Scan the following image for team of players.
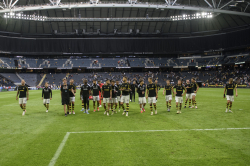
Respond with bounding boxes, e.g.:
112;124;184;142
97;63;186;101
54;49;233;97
16;77;238;116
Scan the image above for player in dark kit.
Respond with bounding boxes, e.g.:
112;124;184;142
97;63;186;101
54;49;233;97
191;78;199;109
155;80;161;102
16;79;29;116
120;76;130;116
173;80;187;114
68;79;76;114
42;82;52;113
110;80;119;115
146;77;158;115
91;80;101;112
163;80;174;112
61;78;75;117
224;78;238;113
80;79;91;114
184;80;192;108
101;79;112;116
116;80;122;112
137;79;146;113
130;81;136;102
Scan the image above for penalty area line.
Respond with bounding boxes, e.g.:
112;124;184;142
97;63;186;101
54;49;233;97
48;127;250;166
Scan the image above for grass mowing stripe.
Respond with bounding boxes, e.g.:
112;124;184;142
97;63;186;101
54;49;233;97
48;132;70;166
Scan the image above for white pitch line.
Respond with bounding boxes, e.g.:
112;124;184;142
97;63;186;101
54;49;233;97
48;127;250;166
48;132;70;166
70;127;250;134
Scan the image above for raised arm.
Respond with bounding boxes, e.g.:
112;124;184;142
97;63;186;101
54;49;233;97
235;87;238;97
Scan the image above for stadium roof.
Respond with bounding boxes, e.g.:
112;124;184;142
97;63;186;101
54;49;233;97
0;0;250;37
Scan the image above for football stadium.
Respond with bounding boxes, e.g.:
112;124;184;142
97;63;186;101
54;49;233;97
0;0;250;165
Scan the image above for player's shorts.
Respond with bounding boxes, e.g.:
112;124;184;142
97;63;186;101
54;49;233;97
165;95;172;101
186;93;192;100
117;96;121;102
226;95;234;102
121;95;129;104
93;96;99;102
103;98;111;104
62;97;69;105
148;97;156;104
175;96;183;103
19;98;27;104
139;97;146;104
69;97;75;102
191;93;196;97
110;98;118;104
43;99;50;104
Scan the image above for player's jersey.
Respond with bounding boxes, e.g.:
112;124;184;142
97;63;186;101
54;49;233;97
174;85;186;97
147;83;157;97
111;85;119;98
92;84;101;96
164;85;173;95
225;83;237;95
185;84;192;94
18;85;28;98
116;84;121;96
42;87;52;99
121;83;130;96
130;84;136;92
102;84;111;98
81;84;91;97
191;82;198;93
137;84;146;97
61;84;70;98
68;84;76;97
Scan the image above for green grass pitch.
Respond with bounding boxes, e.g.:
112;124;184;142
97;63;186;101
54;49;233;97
0;88;250;166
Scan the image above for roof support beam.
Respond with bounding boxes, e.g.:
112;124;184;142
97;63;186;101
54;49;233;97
2;0;6;8
203;0;213;8
10;0;19;8
1;3;250;17
172;0;177;6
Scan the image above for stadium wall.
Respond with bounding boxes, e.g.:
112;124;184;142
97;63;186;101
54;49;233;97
0;28;249;54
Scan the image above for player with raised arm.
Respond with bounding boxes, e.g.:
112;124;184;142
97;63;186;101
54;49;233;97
224;78;238;113
111;80;119;115
163;80;174;112
42;82;52;113
120;76;130;116
16;79;29;116
101;79;112;116
92;80;101;112
146;77;158;115
80;79;91;114
137;79;146;113
61;78;75;117
116;80;122;112
173;80;187;114
191;78;199;109
68;79;76;114
184;80;192;108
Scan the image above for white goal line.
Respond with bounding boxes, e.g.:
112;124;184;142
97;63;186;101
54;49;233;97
48;127;250;166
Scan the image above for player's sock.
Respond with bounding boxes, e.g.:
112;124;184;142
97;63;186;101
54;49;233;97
154;105;157;111
176;104;178;110
150;105;153;112
169;103;171;109
121;104;125;110
166;102;168;108
189;100;191;107
82;103;84;109
23;105;26;111
47;104;49;110
229;103;232;110
104;105;106;110
44;104;47;108
115;104;117;110
69;104;71;112
179;104;182;111
20;105;23;110
185;100;187;107
72;103;74;111
126;104;129;112
226;103;229;108
195;100;197;106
